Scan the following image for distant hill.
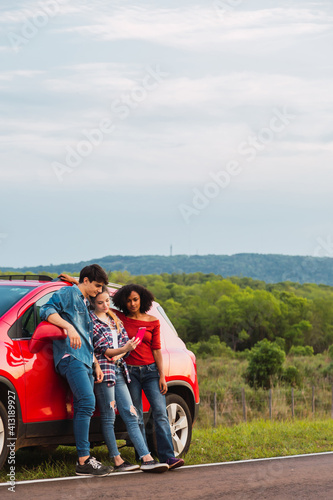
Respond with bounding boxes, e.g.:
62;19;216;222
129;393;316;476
1;253;333;286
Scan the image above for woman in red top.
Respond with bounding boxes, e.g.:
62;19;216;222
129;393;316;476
112;284;184;470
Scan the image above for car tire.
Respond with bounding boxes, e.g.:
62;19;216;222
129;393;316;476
0;401;9;470
146;393;192;458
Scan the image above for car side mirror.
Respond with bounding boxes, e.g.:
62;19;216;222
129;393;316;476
29;321;67;353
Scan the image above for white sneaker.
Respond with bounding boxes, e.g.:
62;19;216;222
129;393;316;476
140;460;169;473
76;456;113;476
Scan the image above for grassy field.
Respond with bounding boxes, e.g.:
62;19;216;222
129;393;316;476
1;419;333;483
188;419;333;462
196;353;333;427
2;354;333;483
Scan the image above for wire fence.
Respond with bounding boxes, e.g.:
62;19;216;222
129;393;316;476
199;385;333;427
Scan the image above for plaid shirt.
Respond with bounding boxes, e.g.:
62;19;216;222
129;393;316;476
90;311;131;385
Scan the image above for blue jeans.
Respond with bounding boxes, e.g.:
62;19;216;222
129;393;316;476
127;363;174;463
57;356;95;458
95;367;150;459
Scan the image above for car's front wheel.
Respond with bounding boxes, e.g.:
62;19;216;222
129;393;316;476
146;393;192;458
0;401;9;470
166;393;192;457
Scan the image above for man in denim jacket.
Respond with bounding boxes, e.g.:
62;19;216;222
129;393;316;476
40;264;112;476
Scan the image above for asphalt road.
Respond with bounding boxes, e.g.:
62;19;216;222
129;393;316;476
2;453;333;499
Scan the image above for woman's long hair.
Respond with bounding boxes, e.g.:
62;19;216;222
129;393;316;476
90;285;123;332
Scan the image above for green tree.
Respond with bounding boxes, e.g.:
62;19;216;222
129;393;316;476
284;320;312;351
245;339;286;389
216;295;245;350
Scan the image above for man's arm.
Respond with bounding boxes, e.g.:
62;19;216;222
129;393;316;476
46;313;82;350
40;288;82;350
152;349;168;395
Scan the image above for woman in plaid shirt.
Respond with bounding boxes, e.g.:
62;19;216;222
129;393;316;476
91;285;169;473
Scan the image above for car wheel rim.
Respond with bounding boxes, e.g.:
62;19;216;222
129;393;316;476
167;402;188;457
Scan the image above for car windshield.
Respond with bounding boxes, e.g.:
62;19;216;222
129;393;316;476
0;285;36;317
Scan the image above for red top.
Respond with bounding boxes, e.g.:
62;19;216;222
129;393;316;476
115;310;161;366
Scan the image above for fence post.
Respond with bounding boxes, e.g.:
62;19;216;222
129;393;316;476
214;392;217;427
242;387;247;422
269;389;272;420
312;386;315;415
291;388;294;418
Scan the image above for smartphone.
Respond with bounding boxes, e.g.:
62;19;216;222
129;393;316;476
134;327;146;345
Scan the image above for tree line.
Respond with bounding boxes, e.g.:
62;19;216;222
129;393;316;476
106;271;333;354
1;269;333;355
2;253;333;285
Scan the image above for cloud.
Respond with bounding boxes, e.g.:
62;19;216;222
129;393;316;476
42;63;139;94
0;70;44;81
0;0;87;26
51;5;333;51
3;64;329;114
1;65;332;191
1;1;333;266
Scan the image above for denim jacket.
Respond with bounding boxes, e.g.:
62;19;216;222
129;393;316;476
40;285;94;369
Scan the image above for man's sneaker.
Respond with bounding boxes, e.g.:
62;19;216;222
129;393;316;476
75;456;113;476
114;460;140;472
166;457;185;470
140;459;169;473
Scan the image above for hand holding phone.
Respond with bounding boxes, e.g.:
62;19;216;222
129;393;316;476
134;327;146;346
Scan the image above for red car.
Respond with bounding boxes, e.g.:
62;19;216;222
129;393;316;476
0;275;199;469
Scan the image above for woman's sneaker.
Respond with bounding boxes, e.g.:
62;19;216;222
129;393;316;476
166;457;185;470
140;459;169;473
75;456;113;476
114;460;140;472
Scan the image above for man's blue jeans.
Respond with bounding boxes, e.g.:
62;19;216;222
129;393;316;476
127;363;174;463
95;367;150;459
57;356;95;458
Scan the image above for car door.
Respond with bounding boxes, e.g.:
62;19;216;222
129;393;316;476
13;289;72;424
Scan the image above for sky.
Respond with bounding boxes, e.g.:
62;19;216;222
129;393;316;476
0;0;332;267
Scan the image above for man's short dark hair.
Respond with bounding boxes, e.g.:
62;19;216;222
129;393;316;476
79;264;108;285
112;284;154;314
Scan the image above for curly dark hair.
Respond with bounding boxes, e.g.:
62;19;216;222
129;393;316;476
112;284;154;315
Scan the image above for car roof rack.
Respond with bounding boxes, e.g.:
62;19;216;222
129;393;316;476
0;275;53;282
50;278;121;289
0;275;123;286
